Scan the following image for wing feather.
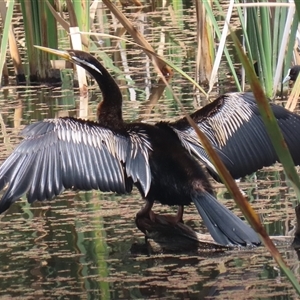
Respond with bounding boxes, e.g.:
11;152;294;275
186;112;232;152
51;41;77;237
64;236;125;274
0;117;152;213
171;92;300;179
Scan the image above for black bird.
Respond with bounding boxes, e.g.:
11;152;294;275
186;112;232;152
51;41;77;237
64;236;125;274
283;65;300;83
0;48;260;246
1;48;300;246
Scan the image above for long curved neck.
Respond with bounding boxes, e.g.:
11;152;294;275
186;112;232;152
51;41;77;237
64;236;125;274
78;57;123;125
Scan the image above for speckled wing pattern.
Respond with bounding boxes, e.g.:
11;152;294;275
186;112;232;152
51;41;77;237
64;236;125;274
0;117;152;213
171;92;300;179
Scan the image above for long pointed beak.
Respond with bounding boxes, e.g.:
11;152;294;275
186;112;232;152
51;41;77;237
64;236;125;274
34;45;72;61
282;69;291;84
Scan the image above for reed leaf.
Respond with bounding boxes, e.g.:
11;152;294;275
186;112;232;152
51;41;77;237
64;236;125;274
0;0;14;81
44;0;124;77
195;0;214;87
274;5;297;94
204;2;297;96
240;2;297;97
72;0;90;33
44;0;58;49
295;1;300;21
285;74;300;112
230;26;300;296
102;0;171;74
19;0;57;80
203;0;241;92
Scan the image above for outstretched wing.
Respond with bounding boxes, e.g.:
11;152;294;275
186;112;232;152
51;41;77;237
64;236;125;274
171;92;300;179
0;117;152;213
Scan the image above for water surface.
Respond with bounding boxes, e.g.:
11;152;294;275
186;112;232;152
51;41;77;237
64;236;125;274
0;82;299;299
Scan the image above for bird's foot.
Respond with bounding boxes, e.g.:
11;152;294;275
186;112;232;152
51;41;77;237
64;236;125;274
135;205;184;235
135;211;156;234
135;201;155;233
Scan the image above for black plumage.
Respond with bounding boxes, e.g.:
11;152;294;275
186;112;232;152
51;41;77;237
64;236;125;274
2;48;300;246
172;92;300;180
283;65;300;83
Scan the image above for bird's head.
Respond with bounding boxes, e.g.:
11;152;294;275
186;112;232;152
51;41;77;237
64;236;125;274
35;46;123;122
282;65;300;84
35;46;103;76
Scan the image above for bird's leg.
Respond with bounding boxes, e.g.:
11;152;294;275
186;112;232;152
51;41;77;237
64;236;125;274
135;201;155;233
136;201;155;219
161;205;184;224
175;205;184;223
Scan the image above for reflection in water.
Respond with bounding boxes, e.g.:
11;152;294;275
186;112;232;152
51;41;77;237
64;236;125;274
0;165;299;298
0;204;295;299
0;66;300;300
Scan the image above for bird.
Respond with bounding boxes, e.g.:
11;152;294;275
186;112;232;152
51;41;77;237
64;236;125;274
0;48;260;247
1;49;300;247
283;65;300;83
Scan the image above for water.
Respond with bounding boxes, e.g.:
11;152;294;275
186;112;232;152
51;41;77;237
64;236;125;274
0;81;299;299
0;190;296;299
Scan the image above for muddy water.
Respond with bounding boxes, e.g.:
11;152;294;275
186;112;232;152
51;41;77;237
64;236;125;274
0;84;299;299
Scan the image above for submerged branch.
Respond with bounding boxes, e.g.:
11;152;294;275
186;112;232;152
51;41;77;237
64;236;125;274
136;213;293;254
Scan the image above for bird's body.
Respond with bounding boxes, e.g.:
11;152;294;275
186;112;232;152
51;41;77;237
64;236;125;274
2;48;300;247
135;121;214;206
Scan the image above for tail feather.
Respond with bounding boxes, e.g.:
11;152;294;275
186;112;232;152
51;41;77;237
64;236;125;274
192;191;260;246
